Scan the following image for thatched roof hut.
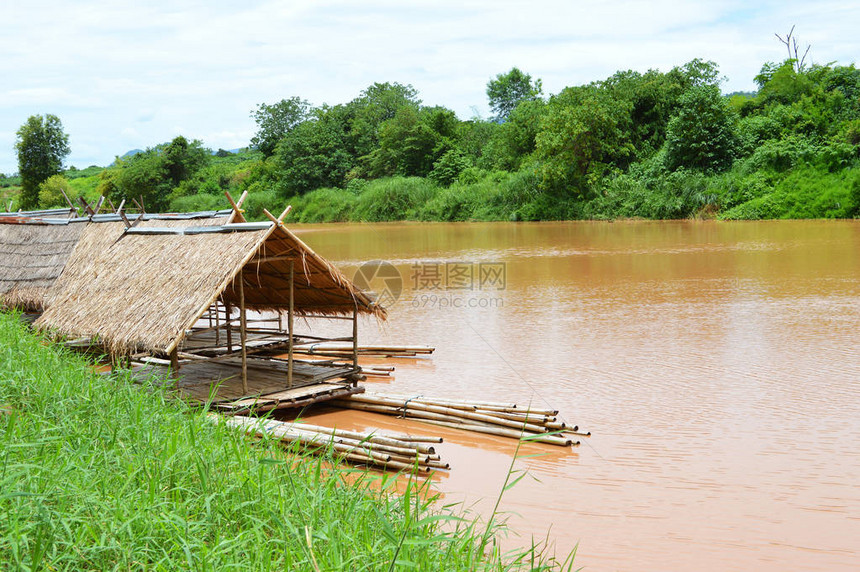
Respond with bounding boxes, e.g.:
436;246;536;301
0;210;231;312
36;218;384;356
0;219;86;311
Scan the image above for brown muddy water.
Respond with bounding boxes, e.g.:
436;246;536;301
293;220;860;571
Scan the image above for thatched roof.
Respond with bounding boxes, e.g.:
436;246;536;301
0;221;86;311
0;210;232;312
36;219;384;355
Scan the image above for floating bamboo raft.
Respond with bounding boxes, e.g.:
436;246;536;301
331;392;589;448
219;414;449;472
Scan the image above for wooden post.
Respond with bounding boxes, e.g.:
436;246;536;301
225;302;233;352
238;275;248;394
215;300;221;347
170;347;179;376
287;261;294;388
352;305;359;373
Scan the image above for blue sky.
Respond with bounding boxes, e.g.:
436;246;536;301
1;0;857;174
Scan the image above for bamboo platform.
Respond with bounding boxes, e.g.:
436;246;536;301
131;356;363;413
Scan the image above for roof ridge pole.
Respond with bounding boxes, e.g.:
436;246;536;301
288;260;294;388
238;274;248;395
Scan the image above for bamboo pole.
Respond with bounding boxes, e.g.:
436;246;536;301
352;305;359;372
288;261;294;388
169;347;179;375
416;419;576;447
238;276;248;394
220;416;443;472
290;423;437;454
225;302;233;352
339;395;552;433
215;300;221;347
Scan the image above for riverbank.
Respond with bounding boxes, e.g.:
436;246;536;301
0;311;573;570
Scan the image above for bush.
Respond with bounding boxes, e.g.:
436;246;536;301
241;189;280;221
721;164;860;219
168;193;225;213
586;168;716;219
290;187;357;222
37;175;72;208
352;177;439;221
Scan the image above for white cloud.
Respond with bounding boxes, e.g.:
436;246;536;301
0;0;858;172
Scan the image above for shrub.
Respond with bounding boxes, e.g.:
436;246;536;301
290;188;357;222
352;177;439;221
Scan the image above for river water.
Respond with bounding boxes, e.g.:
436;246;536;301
294;220;860;571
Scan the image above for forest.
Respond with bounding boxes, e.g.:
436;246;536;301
4;55;860;222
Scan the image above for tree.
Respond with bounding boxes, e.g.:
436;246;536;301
483;98;546;170
349;82;421;158
775;25;811;73
273;105;355;194
535;86;634;196
161;136;210;186
486;67;543;122
251;97;312;157
15;114;70;209
665;85;738;172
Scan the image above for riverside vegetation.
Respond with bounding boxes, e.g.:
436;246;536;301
0;311;575;570
5;54;860;221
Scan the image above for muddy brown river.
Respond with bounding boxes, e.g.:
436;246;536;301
293;220;860;570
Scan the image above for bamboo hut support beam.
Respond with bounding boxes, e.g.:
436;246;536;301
288;261;294;388
352;305;359;372
238;275;248;394
169;347;179;375
225;302;233;352
215;300;221;346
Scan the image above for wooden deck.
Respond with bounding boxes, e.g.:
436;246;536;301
132;356;363;413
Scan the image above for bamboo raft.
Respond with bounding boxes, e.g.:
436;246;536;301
219;415;449;472
331;392;589;448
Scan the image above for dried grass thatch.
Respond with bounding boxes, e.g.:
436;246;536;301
0;212;229;313
36;219;384;355
0;221;86;311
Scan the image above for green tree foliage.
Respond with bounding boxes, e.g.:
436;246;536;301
535;86;634;196
665;85;739;172
42;55;858;222
250;97;312;157
483;99;546;170
37;174;72;208
350;82;421;158
486;67;543;122
14;114;71;209
97;136;210;211
273;105;355;194
366;106;460;178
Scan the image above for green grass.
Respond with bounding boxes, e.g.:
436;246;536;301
0;311;574;571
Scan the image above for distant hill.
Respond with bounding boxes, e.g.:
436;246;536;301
120;149;144;159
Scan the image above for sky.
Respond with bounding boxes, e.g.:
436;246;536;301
1;0;858;174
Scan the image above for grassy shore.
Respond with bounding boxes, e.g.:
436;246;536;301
0;311;573;571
